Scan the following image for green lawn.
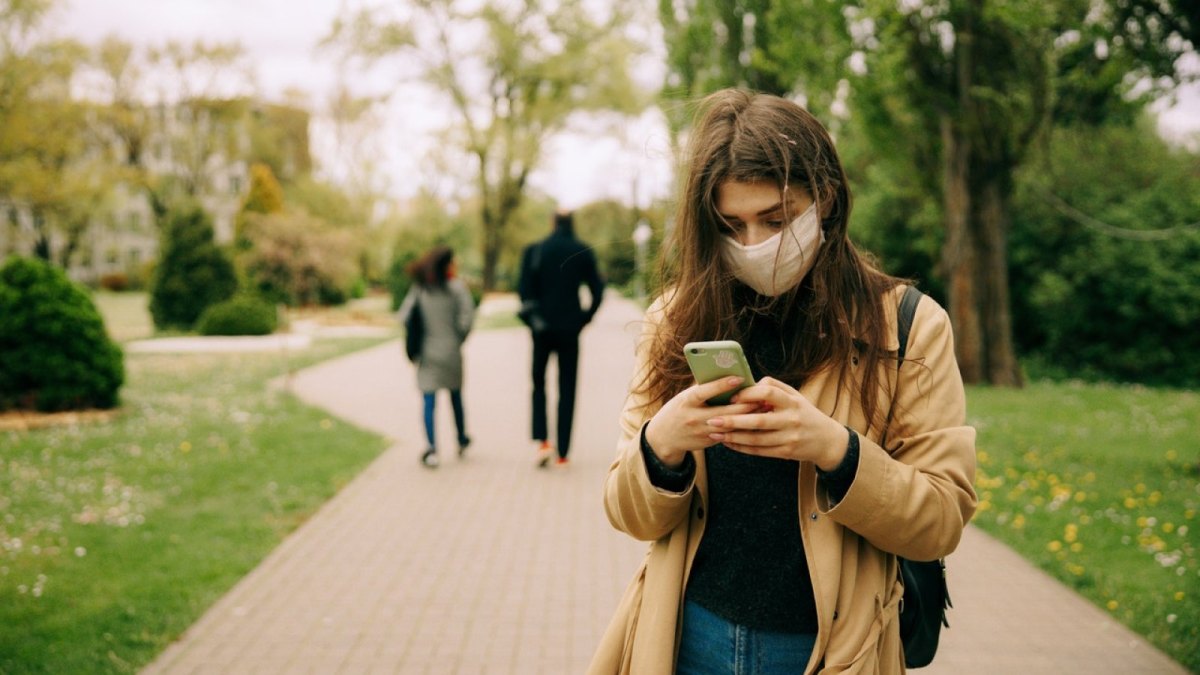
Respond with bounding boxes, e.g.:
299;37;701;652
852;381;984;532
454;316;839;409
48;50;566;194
967;381;1199;672
0;338;390;674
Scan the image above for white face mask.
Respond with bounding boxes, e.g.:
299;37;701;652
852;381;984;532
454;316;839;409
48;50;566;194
721;203;825;296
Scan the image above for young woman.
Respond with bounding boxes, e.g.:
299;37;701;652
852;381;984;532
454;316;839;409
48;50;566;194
588;90;977;674
396;245;475;468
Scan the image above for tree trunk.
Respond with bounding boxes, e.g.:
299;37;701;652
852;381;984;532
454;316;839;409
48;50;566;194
940;116;985;384
976;176;1023;386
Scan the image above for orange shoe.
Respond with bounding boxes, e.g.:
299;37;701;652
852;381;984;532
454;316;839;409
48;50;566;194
554;456;570;469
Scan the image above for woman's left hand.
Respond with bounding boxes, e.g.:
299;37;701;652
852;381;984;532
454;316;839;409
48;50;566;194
706;376;849;471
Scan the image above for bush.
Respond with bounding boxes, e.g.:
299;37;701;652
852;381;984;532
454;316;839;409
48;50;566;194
387;250;420;311
98;272;129;292
149;204;238;330
241;211;359;306
0;256;124;411
1009;122;1200;386
195;294;278;336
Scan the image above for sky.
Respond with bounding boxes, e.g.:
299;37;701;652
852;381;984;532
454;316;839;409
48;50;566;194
54;0;1200;211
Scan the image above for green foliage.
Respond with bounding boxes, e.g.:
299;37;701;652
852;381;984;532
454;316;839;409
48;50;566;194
240;211;359;307
1008;121;1200;387
148;204;238;330
195;294;278;336
0;256;124;411
0;340;389;674
968;381;1200;672
387;249;420;311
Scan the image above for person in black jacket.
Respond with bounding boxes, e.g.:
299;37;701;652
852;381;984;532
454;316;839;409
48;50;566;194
517;210;606;467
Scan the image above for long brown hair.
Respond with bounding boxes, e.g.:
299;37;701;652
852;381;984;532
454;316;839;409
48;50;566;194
408;245;455;288
639;89;905;428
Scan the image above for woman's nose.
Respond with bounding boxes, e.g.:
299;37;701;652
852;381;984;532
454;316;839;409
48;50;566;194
741;223;776;247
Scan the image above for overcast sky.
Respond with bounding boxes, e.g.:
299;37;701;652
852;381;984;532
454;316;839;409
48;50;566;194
55;0;1199;210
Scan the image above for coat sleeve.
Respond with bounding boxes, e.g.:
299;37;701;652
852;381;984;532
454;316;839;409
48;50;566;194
452;280;475;339
396;287;417;326
602;295;696;542
821;296;978;562
583;248;606;323
516;245;534;302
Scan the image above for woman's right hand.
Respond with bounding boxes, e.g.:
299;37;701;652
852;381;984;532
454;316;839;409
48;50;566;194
644;377;760;468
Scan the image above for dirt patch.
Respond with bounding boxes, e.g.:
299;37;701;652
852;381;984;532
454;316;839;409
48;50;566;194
0;408;120;431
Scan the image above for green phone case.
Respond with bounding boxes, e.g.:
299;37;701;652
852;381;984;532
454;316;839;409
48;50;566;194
684;340;754;405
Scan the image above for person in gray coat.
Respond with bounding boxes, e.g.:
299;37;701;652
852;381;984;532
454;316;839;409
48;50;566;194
397;246;476;468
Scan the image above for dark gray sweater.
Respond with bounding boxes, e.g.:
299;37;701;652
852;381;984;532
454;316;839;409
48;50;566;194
642;308;859;633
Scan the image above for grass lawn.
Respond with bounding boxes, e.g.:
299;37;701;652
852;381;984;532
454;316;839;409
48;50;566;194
0;338;391;674
967;381;1200;672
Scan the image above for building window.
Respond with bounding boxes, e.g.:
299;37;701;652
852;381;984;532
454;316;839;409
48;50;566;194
230;175;243;196
106;248;120;265
127;248;141;266
127;212;142;231
7;207;17;227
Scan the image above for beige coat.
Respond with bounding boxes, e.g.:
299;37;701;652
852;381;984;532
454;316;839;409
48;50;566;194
588;286;977;675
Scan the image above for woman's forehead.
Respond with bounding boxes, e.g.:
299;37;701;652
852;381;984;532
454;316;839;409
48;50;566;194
716;180;809;214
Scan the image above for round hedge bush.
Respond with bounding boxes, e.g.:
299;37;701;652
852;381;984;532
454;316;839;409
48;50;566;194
195;295;278;336
0;256;125;411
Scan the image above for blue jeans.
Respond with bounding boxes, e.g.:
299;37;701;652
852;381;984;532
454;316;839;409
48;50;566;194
422;390;466;450
676;600;817;675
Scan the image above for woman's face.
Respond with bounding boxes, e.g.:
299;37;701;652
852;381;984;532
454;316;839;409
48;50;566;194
715;180;814;246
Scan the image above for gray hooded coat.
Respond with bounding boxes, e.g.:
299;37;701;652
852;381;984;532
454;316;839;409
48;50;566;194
397;278;475;391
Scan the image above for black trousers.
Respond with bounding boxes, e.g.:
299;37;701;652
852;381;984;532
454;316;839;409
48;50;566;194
531;329;580;458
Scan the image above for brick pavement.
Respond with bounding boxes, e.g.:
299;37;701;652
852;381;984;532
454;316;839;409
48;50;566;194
142;294;1188;674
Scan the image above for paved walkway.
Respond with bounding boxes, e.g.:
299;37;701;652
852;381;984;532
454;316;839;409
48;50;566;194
142;295;1188;674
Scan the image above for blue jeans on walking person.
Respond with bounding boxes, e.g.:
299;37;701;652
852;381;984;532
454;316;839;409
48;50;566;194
676;600;817;675
422;389;466;450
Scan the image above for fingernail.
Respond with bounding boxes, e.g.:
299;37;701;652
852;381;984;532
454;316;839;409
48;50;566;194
728;376;743;385
708;418;725;427
709;433;724;441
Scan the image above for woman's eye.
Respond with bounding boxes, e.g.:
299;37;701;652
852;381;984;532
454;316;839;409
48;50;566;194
766;219;785;229
719;221;743;235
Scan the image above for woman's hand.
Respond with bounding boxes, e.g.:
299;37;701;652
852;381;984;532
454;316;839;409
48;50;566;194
644;377;760;468
706;377;849;470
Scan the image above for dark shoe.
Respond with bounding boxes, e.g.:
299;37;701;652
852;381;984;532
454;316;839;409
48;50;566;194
457;435;471;459
420;448;439;468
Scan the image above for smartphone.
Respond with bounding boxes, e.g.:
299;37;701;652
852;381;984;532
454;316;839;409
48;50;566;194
684;340;754;405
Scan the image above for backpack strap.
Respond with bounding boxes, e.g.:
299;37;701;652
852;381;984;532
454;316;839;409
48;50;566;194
882;285;924;447
896;284;923;364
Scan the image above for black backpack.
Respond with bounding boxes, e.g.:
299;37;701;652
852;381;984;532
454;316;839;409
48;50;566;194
890;285;953;669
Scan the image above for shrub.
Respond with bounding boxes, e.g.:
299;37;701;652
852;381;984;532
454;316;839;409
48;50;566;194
387;250;420;311
149;204;238;330
195;294;278;336
98;272;129;291
241;211;359;307
0;256;124;411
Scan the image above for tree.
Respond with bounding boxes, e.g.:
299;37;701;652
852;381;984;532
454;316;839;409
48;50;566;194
849;0;1197;385
327;0;647;290
660;0;1199;385
0;0;109;268
86;36;255;224
149;203;237;329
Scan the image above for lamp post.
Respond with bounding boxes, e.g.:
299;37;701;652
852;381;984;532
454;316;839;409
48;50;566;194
632;219;652;303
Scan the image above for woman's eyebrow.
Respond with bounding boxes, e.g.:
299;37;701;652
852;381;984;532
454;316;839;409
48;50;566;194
717;201;786;220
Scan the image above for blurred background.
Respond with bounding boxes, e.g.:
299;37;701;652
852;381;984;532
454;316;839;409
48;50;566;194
1;0;1197;672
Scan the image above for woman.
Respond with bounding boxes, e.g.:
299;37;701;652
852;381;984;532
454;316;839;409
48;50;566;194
397;245;475;468
588;90;977;674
